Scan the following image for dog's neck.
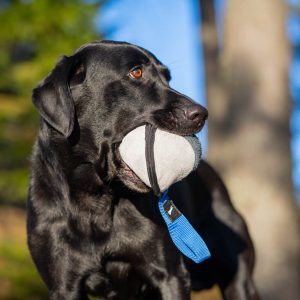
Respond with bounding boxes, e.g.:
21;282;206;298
31;131;119;236
33;125;117;200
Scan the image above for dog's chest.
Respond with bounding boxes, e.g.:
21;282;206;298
85;200;169;297
109;200;162;254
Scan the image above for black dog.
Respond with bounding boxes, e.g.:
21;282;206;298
27;41;259;300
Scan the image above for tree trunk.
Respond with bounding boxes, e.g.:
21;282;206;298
201;0;300;299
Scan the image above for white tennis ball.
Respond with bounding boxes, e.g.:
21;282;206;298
119;125;201;193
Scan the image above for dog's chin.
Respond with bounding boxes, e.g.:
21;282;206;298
118;161;150;193
114;146;150;193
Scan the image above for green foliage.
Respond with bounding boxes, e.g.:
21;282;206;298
0;0;101;94
0;2;104;299
0;238;48;299
0;0;101;206
0;95;37;206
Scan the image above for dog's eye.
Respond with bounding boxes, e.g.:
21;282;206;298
129;67;143;79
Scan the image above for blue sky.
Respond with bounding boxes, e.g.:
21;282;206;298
287;0;300;201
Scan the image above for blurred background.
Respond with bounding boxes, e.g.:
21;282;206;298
0;0;299;299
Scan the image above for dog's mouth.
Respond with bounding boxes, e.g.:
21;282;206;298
114;145;150;193
113;118;203;193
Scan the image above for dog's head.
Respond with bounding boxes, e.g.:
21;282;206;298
33;41;208;193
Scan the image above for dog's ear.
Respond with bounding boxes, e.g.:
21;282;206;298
32;55;77;137
69;59;86;86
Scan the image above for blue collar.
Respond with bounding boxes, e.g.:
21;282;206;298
158;191;211;264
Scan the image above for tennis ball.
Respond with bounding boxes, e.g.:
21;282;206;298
119;125;201;193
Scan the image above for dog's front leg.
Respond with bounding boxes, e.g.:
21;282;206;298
144;258;191;300
220;255;260;300
32;248;90;300
157;276;190;300
49;289;89;300
28;227;90;300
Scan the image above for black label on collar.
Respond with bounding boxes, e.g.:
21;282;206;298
163;200;182;222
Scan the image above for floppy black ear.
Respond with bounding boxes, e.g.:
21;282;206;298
32;55;75;137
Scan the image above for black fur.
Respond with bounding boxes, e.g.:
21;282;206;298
27;41;259;300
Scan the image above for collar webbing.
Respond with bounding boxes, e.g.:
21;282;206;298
158;191;211;263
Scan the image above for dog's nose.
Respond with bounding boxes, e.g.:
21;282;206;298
184;104;208;123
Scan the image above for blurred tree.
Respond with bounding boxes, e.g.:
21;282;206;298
0;0;101;206
200;0;300;299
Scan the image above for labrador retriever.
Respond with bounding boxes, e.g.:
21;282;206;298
27;40;259;300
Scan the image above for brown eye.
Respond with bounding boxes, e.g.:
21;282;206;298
129;67;143;79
